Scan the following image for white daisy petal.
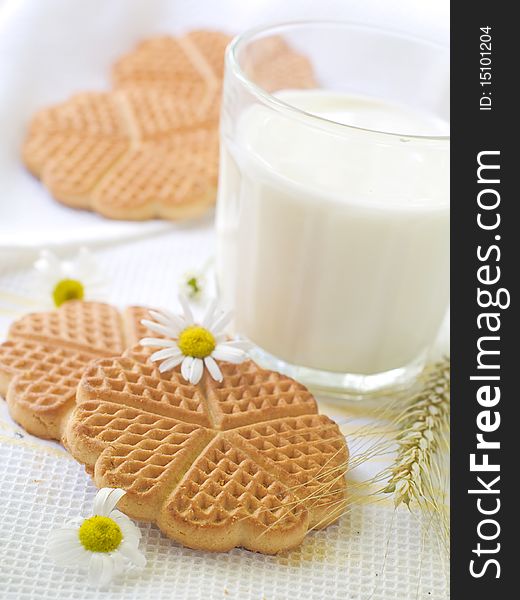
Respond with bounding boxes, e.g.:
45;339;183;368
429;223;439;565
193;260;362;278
76;247;100;277
110;552;126;576
139;337;178;348
110;509;139;529
148;308;170;325
146;311;183;336
159;355;184;372
204;356;223;382
181;356;194;380
140;320;179;339
65;517;84;527
217;337;251;348
118;541;147;568
160;308;188;331
99;555;115;587
48;528;78;544
48;530;90;566
61;259;75;278
189;357;203;384
93;488;126;517
76;551;95;568
48;527;78;548
34;250;61;275
201;298;218;328
212;344;248;364
211;310;234;334
111;512;142;544
150;347;182;362
223;340;254;351
56;548;92;569
147;310;175;327
179;294;194;325
88;553;114;588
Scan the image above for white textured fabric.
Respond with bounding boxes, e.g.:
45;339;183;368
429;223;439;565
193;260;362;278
0;235;450;599
0;430;449;600
0;237;450;599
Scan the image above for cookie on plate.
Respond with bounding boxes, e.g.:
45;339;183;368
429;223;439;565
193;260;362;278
22;88;219;220
22;30;230;221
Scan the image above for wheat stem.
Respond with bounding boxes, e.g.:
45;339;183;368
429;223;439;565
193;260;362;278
381;357;450;508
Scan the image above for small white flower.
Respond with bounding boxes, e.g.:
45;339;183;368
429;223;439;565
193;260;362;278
47;488;146;588
140;296;251;384
178;257;213;301
34;247;107;308
179;270;206;301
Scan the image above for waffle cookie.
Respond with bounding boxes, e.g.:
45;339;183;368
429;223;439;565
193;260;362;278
0;301;152;439
64;350;348;554
112;30;230;114
240;36;317;92
22;30;231;221
23;88;220;220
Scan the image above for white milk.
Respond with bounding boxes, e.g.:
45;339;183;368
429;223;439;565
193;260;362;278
216;91;449;375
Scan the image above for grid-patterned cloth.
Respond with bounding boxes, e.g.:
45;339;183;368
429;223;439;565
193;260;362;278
0;428;448;600
0;232;449;599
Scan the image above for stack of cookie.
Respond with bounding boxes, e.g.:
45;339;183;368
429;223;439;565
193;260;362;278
0;301;348;554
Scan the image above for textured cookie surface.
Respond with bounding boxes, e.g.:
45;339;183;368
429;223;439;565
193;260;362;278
22;30;317;221
64;350;348;554
241;36;316;92
0;302;151;439
22;30;231;221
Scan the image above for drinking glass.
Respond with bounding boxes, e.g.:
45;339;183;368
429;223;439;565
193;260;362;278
216;21;450;398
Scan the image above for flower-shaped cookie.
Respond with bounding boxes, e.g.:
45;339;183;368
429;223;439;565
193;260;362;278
23;88;220;220
64;348;348;554
22;30;231;221
22;30;317;221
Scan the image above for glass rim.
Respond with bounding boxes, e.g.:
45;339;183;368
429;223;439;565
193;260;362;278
227;20;450;143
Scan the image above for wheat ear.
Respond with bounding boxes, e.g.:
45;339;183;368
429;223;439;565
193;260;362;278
382;357;450;507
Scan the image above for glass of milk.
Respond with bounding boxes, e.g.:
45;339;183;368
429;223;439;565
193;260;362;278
216;22;450;397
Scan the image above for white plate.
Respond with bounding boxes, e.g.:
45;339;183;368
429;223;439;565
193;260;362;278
0;0;448;255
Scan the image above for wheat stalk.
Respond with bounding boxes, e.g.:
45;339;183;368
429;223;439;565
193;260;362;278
381;357;450;507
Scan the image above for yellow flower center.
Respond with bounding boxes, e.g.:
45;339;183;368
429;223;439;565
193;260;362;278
178;325;216;359
52;279;84;307
78;516;123;553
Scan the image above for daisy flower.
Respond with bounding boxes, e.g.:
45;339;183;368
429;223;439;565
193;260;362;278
47;488;146;588
178;269;206;301
178;256;214;302
34;247;106;308
140;296;251;384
